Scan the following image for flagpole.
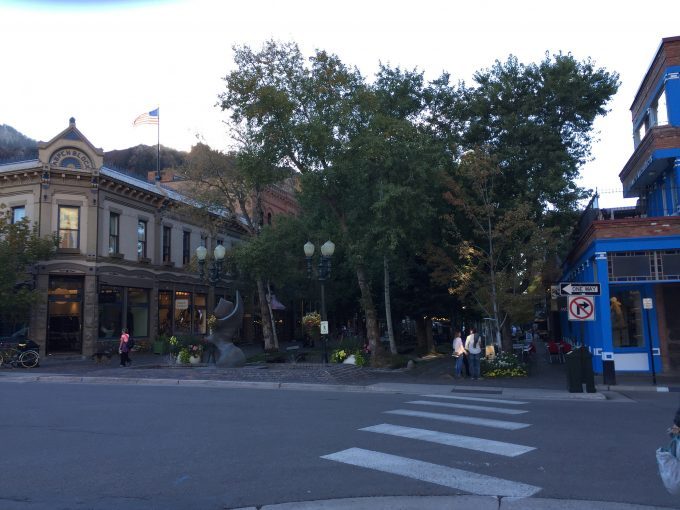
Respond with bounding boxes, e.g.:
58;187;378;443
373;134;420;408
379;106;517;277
156;106;161;182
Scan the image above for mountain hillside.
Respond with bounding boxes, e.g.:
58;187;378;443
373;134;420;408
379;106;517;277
0;124;187;180
0;124;37;161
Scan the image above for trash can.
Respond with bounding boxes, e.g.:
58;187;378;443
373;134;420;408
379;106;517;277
566;347;596;393
579;347;596;393
566;349;583;393
602;359;616;386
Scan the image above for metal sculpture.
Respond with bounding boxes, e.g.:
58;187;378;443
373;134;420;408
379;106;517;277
207;291;246;367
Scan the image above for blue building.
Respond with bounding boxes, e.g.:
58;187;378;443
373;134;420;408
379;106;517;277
558;36;680;376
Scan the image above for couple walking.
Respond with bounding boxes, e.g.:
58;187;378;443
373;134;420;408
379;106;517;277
452;328;483;380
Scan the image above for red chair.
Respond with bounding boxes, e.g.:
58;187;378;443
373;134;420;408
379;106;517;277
547;341;562;363
560;341;572;354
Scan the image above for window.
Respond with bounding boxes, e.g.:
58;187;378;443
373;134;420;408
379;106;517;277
174;291;192;335
657;88;669;126
11;206;26;224
195;294;207;334
183;230;191;265
162;225;172;263
127;288;149;338
158;290;173;335
58;206;80;249
610;289;643;348
109;212;120;254
137;220;147;259
98;285;123;339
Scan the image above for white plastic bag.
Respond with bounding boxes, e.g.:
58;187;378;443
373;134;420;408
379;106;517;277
657;437;680;495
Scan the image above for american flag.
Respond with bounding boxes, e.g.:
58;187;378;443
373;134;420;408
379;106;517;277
133;108;159;126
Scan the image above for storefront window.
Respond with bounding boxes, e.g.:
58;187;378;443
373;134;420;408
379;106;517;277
194;294;207;334
98;285;123;339
127;288;149;338
159;290;173;335
610;289;643;348
174;291;192;335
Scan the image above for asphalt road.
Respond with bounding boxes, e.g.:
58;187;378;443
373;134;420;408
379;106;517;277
0;382;678;509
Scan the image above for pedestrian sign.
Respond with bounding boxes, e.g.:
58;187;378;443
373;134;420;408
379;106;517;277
568;296;596;321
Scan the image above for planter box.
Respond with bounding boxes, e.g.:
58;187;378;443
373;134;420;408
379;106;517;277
153;341;168;355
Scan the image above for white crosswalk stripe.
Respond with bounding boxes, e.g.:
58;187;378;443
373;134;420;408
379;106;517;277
321;447;541;497
360;423;535;457
420;394;528;405
385;409;531;430
406;399;528;415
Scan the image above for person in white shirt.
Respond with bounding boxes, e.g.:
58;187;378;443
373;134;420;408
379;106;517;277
465;327;483;380
452;331;465;378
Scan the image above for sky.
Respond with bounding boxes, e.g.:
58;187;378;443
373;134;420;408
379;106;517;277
2;0;680;208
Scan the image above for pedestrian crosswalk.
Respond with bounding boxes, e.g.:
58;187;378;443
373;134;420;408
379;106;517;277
321;391;542;497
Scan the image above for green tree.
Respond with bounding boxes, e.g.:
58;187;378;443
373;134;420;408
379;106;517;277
220;42;444;364
0;210;56;334
428;53;619;344
181;142;289;351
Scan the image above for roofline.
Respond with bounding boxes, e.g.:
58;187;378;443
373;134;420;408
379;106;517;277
630;36;680;111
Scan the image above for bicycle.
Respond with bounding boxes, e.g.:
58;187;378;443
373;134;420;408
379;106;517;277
0;342;40;368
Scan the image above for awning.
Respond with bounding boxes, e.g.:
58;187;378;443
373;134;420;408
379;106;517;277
270;294;286;310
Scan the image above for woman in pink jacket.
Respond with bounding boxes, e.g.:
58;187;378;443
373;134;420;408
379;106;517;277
119;328;130;367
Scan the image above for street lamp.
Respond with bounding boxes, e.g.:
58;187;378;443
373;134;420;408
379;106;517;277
196;243;226;285
304;240;335;363
196;243;227;364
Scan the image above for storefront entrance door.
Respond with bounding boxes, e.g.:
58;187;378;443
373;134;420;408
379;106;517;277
46;276;83;354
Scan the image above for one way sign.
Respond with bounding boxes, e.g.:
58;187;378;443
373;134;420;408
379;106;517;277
560;283;601;296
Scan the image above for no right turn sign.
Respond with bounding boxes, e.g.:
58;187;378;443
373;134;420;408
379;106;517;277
568;296;596;321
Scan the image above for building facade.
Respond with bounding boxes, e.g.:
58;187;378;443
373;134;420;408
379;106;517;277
558;36;680;376
0;118;248;356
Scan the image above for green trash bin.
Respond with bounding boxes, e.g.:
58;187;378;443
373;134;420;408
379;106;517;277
566;349;583;393
566;347;596;393
578;347;596;393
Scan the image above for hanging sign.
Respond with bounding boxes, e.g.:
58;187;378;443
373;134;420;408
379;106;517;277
568;296;596;321
560;283;601;296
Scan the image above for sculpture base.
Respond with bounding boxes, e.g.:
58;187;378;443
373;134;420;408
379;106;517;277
215;342;246;367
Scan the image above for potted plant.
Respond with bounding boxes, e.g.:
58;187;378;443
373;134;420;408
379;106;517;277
302;311;321;347
177;347;190;364
153;334;169;355
188;342;203;364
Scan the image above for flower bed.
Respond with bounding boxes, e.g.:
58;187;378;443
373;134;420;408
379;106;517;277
481;351;527;378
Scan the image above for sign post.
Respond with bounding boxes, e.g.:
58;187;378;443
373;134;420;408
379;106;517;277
643;298;656;385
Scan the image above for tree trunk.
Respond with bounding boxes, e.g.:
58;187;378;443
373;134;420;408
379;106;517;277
266;281;279;351
487;213;503;352
256;276;276;351
415;316;434;354
384;256;397;355
356;264;384;365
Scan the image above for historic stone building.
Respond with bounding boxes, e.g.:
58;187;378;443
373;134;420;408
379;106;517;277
0;118;248;357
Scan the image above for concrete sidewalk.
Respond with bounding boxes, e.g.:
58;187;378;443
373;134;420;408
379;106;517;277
0;340;674;398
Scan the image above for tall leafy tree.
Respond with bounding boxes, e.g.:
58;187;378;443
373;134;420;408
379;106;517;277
0;211;56;335
220;42;443;364
428;53;619;343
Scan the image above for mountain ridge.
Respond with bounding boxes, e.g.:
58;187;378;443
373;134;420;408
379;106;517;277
0;123;187;180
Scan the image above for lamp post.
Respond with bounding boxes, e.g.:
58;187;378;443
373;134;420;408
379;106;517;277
196;244;227;364
304;240;335;364
196;243;226;285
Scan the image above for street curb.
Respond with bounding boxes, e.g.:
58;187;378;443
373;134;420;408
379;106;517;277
0;374;607;400
596;384;671;392
229;495;674;509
